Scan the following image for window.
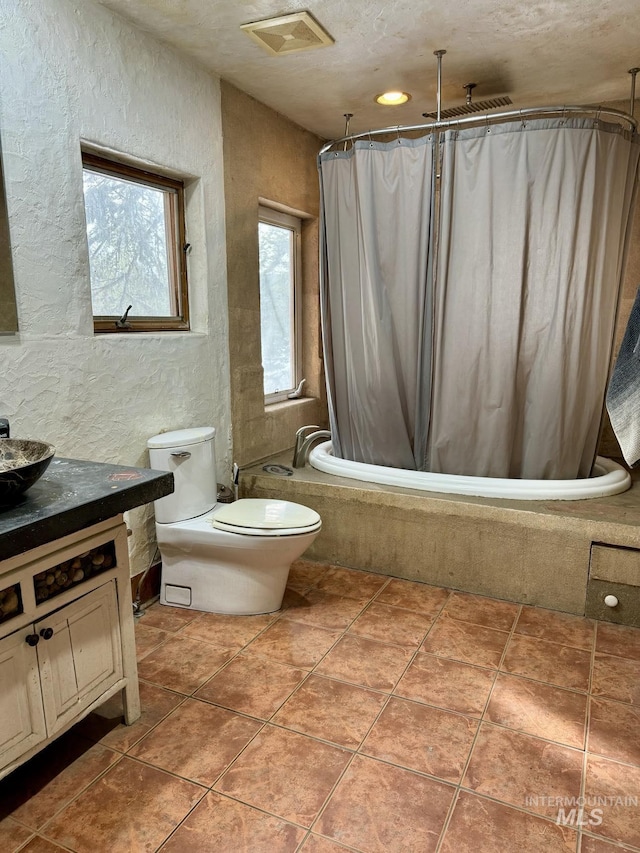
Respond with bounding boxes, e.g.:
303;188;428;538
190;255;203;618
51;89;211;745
81;153;189;332
259;206;302;402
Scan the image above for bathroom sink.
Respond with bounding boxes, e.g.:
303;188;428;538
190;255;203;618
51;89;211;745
0;439;56;502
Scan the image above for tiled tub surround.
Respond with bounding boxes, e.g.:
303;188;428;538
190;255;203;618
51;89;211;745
242;455;640;618
2;563;640;852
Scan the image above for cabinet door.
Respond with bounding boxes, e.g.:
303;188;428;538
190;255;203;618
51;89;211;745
36;582;123;734
0;627;47;770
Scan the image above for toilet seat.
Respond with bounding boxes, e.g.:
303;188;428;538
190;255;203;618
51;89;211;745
212;498;321;537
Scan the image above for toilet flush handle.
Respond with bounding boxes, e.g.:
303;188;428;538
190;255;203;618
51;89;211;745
170;451;191;459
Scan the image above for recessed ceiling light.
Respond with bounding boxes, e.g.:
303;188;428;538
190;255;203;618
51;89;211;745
375;91;411;106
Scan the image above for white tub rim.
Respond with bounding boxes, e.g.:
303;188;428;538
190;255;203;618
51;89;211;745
308;441;631;501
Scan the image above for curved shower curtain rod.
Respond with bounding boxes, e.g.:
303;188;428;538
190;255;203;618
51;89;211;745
319;105;637;154
320;51;638;155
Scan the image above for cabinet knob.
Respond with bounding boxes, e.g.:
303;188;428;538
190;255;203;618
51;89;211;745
25;633;39;647
39;627;54;640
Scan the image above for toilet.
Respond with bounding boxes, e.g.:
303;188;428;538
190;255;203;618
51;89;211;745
147;427;321;615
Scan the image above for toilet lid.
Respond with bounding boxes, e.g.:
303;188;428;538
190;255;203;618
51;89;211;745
212;499;321;533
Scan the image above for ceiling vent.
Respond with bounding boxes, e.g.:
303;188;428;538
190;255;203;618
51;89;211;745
425;95;513;120
240;11;334;56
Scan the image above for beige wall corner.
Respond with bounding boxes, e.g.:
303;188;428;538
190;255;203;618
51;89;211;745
221;81;328;466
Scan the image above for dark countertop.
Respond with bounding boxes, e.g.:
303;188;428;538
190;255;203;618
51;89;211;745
0;458;174;562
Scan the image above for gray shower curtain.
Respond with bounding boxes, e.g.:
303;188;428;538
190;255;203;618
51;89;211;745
319;136;435;468
319;118;640;479
430;118;640;479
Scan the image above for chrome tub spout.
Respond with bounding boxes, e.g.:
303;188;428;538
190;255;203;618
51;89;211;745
293;425;319;468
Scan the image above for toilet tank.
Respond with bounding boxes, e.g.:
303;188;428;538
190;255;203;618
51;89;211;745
148;427;217;523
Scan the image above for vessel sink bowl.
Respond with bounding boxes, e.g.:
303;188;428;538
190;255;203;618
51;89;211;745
0;439;56;501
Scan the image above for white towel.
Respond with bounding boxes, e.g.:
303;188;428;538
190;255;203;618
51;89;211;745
606;285;640;466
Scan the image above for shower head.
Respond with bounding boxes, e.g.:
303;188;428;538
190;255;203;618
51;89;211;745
423;82;512;120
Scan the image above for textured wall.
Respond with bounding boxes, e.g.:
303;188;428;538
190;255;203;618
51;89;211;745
0;0;232;574
0;148;17;332
220;81;328;467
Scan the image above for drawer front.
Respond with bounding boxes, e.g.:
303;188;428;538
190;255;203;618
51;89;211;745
585;577;640;628
590;544;640;588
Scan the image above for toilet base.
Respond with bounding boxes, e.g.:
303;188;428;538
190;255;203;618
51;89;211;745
154;510;320;616
159;557;291;615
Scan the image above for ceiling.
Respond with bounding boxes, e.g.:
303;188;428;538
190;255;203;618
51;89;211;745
97;0;640;141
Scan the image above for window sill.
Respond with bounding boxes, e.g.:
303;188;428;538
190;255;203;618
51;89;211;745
93;330;208;341
94;322;190;334
264;396;318;413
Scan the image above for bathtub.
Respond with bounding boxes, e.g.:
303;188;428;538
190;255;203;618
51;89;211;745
308;441;631;500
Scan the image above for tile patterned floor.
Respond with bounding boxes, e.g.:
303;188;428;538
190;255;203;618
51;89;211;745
2;561;640;852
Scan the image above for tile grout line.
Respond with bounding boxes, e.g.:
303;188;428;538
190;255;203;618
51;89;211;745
580;620;599;850
178;616;279;649
288;574;401;845
275;580;393;681
296;832;365;853
473;664;591;696
98;750;213;790
32;748;128;845
238;570;388;674
303;584;455;847
299;574;397;837
307;582;453;707
203;787;315;830
192;575;389;835
437;787;589;844
15;833;77;853
374;586;454;691
285;596;444;644
579;826;640;853
180;612;287;697
143;577;396;740
434;788;461;853
151;780;210;853
123;590;336;851
151;598;323;699
434;602;523;852
115;688;189;755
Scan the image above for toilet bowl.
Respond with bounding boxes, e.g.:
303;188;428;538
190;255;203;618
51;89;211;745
148;427;321;615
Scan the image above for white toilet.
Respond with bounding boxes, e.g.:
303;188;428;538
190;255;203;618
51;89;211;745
147;427;321;615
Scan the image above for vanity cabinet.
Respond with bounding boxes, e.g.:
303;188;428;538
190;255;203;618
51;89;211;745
0;516;138;781
0;455;173;781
